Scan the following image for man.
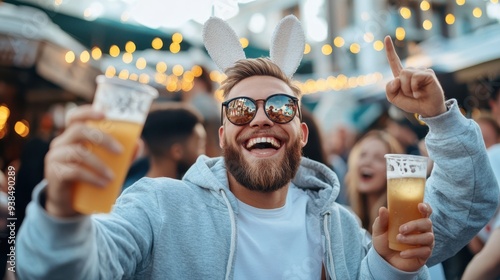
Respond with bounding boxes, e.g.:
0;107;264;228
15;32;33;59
124;104;207;189
142;104;206;179
122;104;206;190
16;34;497;279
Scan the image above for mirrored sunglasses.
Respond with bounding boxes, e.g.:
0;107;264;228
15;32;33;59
221;93;301;126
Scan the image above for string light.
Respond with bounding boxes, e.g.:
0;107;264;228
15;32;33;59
395;27;406;40
109;45;120;57
122;52;133;64
139;74;150;84
129;73;138;81
304;43;311;54
472;7;482;18
172;65;184;76
349;43;360;54
152;37;163;50
136;57;147;70
191;65;203;77
456;0;465;6
118;69;130;80
239;38;249;48
423;19;433;30
14;120;29;137
420;1;431;11
105;66;116;77
156;62;167;73
373;40;384;51
445;14;456;24
400;7;412;19
183;71;195;83
91;47;102;60
79;51;90;63
125;41;136;53
333;36;345;48
172;33;183;43
65;51;75;63
322;44;333;55
170;43;181;54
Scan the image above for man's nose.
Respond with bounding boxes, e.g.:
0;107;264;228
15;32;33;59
249;102;273;127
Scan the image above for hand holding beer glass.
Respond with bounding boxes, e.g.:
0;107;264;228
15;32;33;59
72;76;158;214
385;154;428;251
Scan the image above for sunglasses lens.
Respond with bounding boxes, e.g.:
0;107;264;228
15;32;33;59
265;95;297;124
226;97;257;125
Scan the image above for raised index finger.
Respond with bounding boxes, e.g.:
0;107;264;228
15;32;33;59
384;35;403;77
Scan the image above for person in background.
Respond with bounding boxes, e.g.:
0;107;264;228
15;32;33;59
142;104;206;179
462;112;500;280
344;130;446;279
345;130;403;234
462;216;500;280
300;108;330;167
323;125;356;205
183;65;222;157
123;104;206;190
475;113;500;149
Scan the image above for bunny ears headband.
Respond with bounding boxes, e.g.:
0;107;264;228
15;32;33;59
202;15;305;78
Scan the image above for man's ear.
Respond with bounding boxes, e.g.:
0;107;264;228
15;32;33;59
170;143;184;161
132;138;146;161
300;122;309;148
218;125;225;149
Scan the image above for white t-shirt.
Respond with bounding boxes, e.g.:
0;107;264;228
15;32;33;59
233;186;323;280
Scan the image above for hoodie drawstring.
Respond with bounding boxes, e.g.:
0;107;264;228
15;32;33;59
323;212;336;280
220;189;236;280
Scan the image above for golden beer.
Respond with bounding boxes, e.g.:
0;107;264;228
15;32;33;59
72;120;142;214
387;177;426;251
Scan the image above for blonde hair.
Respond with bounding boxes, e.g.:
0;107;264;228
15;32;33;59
345;130;404;233
219;58;301;99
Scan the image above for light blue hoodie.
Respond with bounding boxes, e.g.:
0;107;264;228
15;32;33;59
17;99;498;279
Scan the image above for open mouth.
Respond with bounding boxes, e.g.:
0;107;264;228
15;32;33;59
245;137;282;151
360;170;374;180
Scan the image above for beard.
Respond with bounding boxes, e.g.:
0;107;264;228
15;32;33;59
223;134;302;193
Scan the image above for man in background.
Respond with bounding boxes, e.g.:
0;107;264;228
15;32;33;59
123;104;206;190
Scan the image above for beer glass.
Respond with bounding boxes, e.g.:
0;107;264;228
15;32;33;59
72;75;158;214
385;154;428;251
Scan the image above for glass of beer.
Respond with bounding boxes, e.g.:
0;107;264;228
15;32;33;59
385;154;428;251
72;75;158;214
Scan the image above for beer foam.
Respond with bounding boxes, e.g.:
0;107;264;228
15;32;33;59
93;76;158;124
385;154;427;179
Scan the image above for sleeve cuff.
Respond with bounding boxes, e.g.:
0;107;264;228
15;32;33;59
419;99;470;139
366;248;427;280
27;180;91;237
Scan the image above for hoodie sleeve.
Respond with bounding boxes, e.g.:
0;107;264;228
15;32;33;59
360;247;430;279
422;99;499;266
16;179;161;279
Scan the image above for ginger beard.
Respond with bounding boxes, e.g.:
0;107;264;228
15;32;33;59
223;131;303;193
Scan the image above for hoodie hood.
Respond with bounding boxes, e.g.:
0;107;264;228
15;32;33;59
183;155;341;209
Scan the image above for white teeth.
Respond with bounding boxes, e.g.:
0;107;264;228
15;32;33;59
245;137;281;149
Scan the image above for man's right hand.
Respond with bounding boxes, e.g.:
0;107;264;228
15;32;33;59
44;105;122;218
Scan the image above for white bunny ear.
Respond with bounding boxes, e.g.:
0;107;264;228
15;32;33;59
270;15;305;78
203;17;246;73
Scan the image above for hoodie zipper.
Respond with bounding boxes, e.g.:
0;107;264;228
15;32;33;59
220;189;236;280
323;211;336;280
